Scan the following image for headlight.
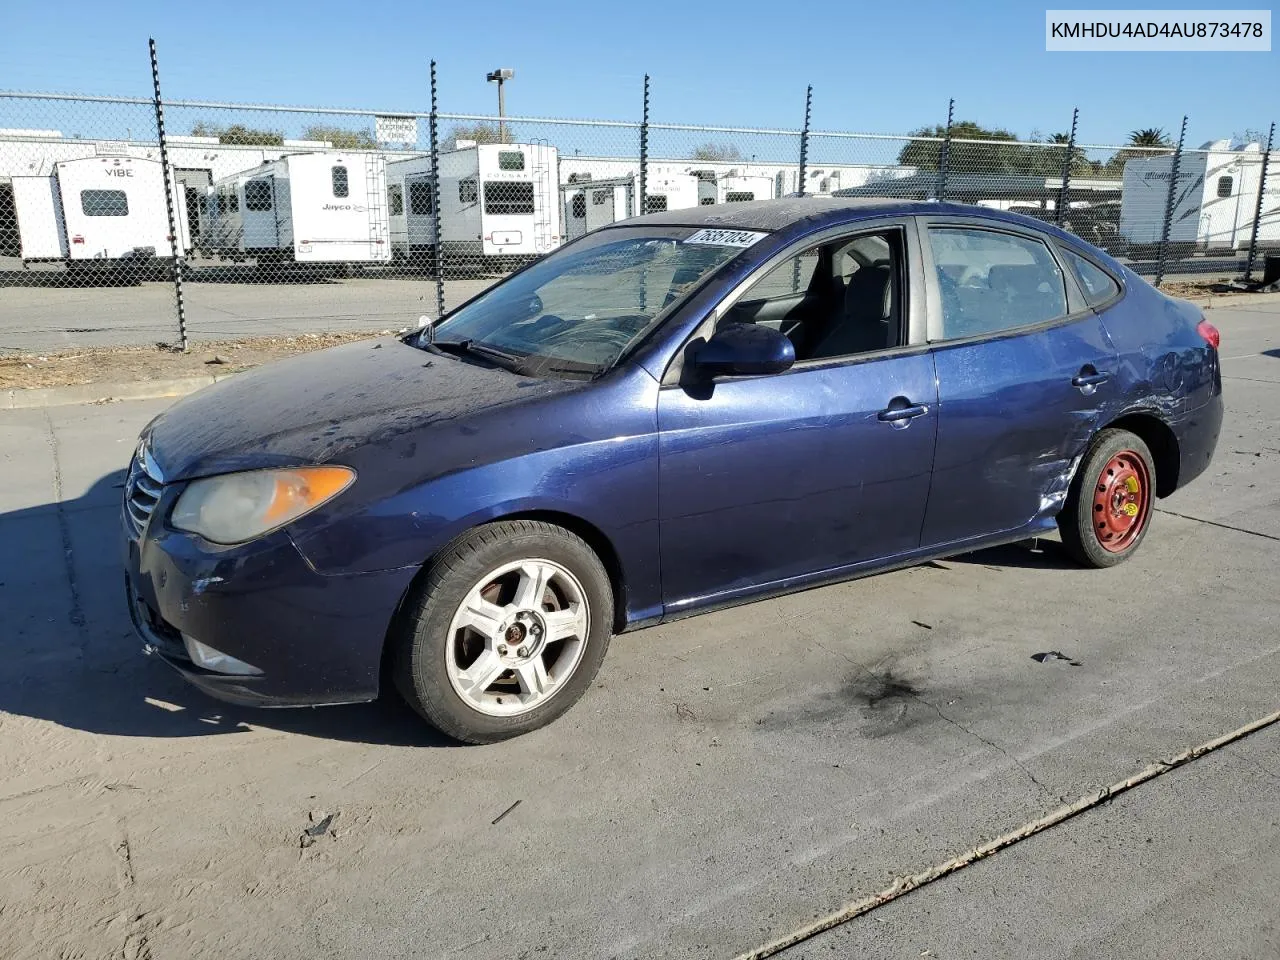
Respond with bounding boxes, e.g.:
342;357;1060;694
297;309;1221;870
171;466;355;545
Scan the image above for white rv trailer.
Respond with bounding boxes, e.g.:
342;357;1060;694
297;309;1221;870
1;155;190;266
1119;141;1280;252
716;173;776;203
560;168;699;241
385;143;560;264
201;152;390;264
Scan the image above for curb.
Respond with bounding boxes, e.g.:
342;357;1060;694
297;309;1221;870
2;373;235;410
1186;290;1280;309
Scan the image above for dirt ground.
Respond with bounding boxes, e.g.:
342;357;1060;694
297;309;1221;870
0;332;382;390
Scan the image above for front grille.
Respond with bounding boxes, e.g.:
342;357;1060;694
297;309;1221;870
123;440;165;539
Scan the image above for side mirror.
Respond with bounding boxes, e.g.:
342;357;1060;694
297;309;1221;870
693;323;795;377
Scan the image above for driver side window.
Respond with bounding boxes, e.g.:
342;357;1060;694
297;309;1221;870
719;229;905;362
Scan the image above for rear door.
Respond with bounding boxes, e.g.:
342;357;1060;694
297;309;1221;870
918;218;1119;548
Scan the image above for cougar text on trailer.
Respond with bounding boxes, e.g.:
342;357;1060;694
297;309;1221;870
386;142;560;268
200;152;390;266
2;156;189;276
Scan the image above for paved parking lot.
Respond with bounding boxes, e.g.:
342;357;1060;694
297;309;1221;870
0;302;1277;959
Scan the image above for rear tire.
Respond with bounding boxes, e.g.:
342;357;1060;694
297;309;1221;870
394;520;613;744
1059;429;1156;568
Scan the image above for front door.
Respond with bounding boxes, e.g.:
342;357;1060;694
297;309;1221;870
657;223;939;611
919;222;1120;547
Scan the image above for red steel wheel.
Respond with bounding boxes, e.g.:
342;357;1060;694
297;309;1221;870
1091;450;1152;553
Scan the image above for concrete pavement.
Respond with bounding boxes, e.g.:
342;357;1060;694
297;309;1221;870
0;302;1276;959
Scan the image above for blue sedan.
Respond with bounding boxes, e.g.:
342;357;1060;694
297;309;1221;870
122;199;1223;743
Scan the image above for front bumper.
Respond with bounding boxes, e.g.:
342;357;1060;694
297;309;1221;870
123;516;418;708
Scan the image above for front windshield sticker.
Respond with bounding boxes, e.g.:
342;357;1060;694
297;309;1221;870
683;228;767;248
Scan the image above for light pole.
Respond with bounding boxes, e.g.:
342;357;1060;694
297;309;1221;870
486;68;514;143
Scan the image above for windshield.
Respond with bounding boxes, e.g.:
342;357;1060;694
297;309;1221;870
424;226;759;376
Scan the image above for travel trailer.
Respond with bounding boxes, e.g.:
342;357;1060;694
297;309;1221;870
1119;140;1280;252
385;142;560;265
560;169;699;241
0;155;190;270
200;152;390;265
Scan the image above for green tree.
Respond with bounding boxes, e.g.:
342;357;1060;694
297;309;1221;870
690;142;744;162
897;120;1090;177
190;121;283;146
303;125;377;149
447;121;513;146
1128;127;1171;147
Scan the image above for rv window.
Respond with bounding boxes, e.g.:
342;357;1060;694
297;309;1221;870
593;190;610;205
460;178;479;204
484;181;535;215
409;181;434;216
332;166;349;198
725;191;754;203
245;180;273;212
644;195;668;213
80;190;129;217
388;184;404;216
571;194;587;219
1216;175;1233;198
498;151;526;171
700;197;716;205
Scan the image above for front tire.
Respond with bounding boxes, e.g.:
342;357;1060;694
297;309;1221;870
394;520;613;744
1059;429;1156;568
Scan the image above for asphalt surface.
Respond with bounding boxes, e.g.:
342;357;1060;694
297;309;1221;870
0;302;1276;959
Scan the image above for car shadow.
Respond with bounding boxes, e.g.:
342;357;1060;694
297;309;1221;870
0;469;458;748
946;537;1081;571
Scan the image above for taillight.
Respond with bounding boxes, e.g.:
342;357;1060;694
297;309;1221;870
1197;319;1220;350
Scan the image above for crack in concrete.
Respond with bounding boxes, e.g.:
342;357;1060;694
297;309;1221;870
43;409;88;659
1155;507;1280;543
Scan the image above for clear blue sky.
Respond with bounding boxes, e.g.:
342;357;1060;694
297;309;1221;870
2;0;1276;148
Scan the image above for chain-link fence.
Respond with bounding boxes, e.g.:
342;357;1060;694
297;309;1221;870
1;56;1277;356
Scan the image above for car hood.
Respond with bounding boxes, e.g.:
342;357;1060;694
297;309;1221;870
145;337;576;481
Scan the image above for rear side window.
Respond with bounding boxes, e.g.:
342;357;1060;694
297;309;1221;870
1061;248;1121;307
409;181;433;216
498;151;525;171
244;180;273;212
928;227;1068;339
80;190;128;217
332;166;349;198
387;183;404;216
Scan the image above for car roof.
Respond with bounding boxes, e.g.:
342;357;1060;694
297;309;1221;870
622;197;929;232
614;196;1116;265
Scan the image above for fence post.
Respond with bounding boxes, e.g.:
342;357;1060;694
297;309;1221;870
797;85;812;197
429;59;445;324
936;98;955;202
1244;121;1275;284
148;38;188;351
1155;115;1188;289
1055;107;1079;228
639;74;650;214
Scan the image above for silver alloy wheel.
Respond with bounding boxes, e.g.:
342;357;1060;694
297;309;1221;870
445;558;591;717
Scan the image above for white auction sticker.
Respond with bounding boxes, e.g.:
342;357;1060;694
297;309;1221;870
684;228;767;248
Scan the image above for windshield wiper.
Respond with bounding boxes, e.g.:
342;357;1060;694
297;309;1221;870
425;337;524;369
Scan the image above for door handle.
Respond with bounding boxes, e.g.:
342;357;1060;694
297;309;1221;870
878;403;929;423
1071;370;1110;394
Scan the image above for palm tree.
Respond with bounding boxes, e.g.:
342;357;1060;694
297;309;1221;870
1128;127;1170;147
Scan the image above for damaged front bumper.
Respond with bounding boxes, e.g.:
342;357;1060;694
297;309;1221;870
123;507;418;709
